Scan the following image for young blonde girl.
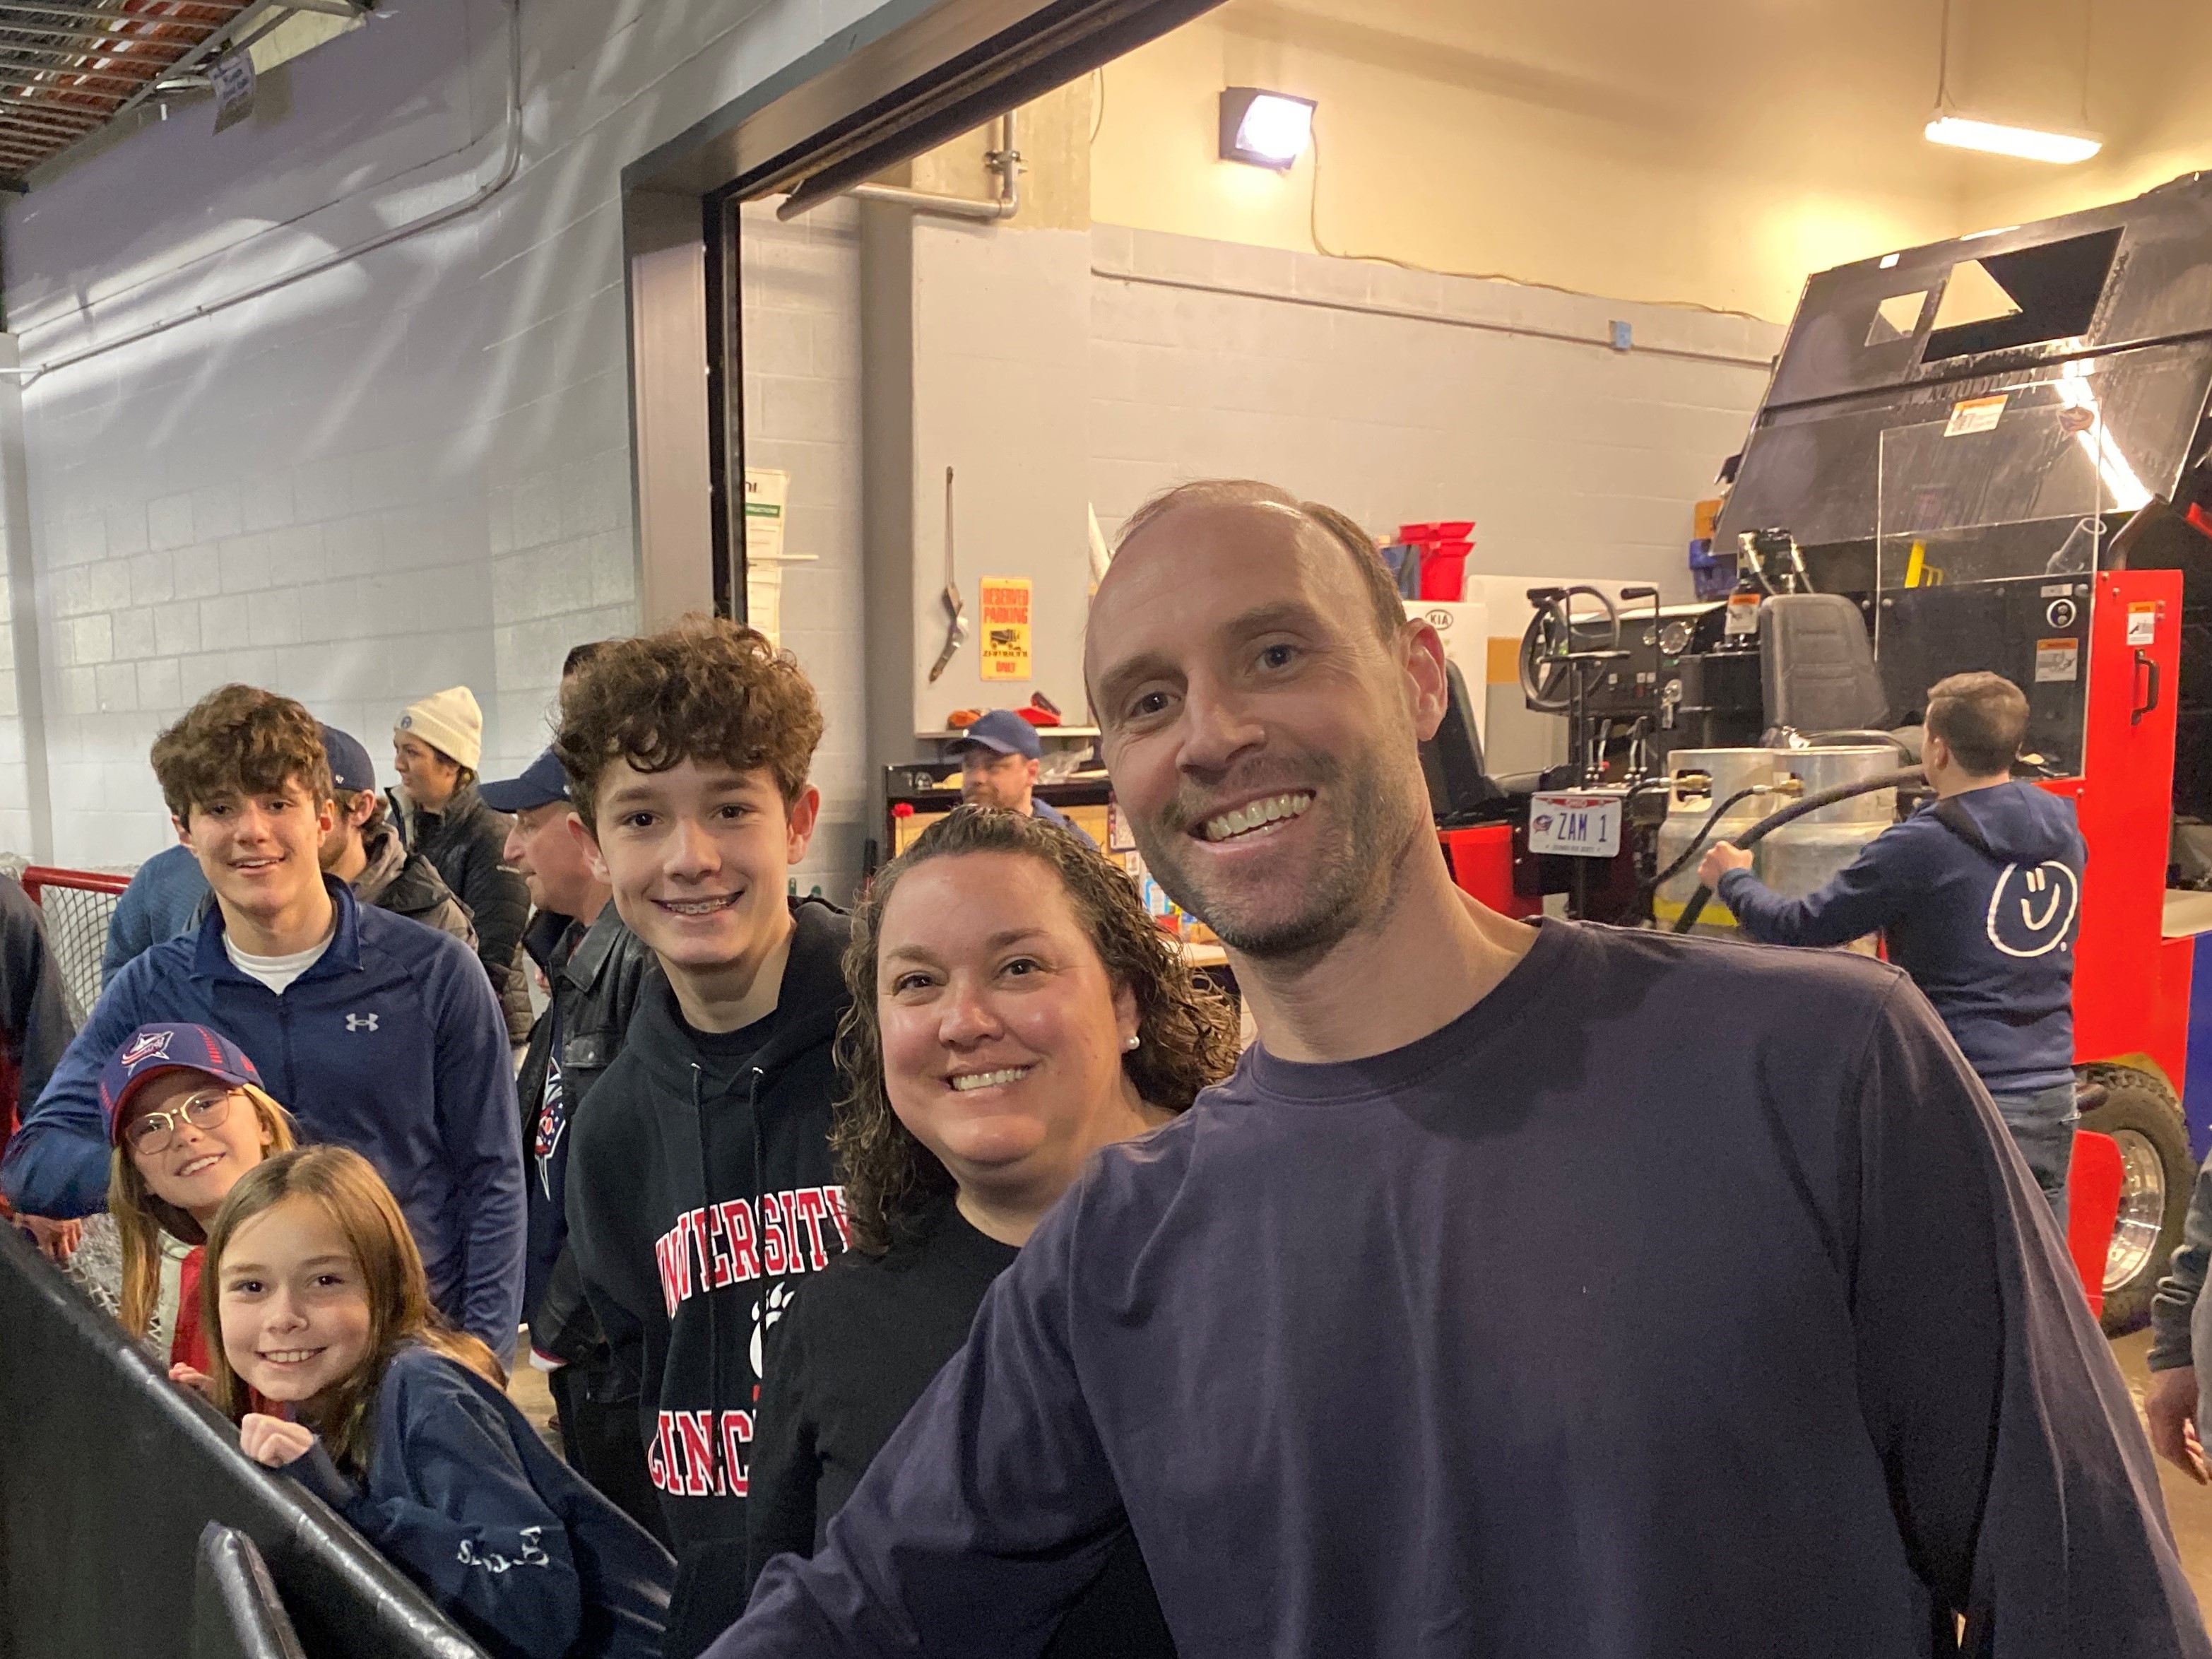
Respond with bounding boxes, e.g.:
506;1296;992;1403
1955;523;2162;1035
206;1145;673;1659
93;1022;295;1375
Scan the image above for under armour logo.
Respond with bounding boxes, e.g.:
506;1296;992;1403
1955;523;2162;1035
345;1013;379;1032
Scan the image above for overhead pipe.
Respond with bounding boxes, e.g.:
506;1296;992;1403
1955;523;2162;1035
1;0;521;384
776;108;1019;224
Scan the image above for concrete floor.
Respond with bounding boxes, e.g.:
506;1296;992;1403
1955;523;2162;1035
507;1359;561;1454
2112;1330;2212;1610
504;1333;2212;1614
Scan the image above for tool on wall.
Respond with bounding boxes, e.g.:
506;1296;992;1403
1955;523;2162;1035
929;465;968;683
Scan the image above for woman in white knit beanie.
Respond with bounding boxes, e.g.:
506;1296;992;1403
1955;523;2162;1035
391;686;533;1044
394;685;484;807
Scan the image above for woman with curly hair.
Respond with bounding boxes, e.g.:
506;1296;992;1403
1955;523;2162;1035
745;805;1238;1653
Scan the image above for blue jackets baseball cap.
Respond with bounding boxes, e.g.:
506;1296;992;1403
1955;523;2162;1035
98;1022;264;1145
950;709;1042;762
478;748;571;813
320;725;377;796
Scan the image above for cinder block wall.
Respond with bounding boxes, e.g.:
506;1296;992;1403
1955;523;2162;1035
2;0;885;886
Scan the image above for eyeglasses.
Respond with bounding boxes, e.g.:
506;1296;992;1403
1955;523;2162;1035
124;1087;242;1155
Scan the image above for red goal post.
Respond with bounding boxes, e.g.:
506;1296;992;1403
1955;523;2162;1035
18;866;131;1029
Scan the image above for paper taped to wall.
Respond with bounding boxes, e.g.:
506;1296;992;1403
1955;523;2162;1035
979;577;1033;680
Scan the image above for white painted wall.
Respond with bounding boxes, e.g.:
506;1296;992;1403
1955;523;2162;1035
739;197;869;899
1086;225;1785;593
2;0;885;895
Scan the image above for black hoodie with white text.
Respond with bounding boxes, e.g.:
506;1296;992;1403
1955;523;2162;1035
565;898;851;1649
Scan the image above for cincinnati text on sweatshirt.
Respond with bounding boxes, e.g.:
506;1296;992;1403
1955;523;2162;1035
565;899;852;1553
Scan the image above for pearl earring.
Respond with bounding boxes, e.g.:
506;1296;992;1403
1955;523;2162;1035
1123;1034;1141;1051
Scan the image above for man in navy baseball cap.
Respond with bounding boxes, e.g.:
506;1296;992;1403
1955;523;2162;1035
478;749;571;815
478;745;666;1537
317;724;475;946
948;710;1097;849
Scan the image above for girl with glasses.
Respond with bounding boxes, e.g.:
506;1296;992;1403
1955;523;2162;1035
94;1022;294;1381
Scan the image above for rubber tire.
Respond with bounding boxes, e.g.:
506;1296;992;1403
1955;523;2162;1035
2080;1063;2195;1336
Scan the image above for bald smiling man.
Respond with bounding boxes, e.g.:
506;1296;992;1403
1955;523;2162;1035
715;480;2206;1657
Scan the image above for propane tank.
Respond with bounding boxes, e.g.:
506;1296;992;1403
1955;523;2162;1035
1760;746;1898;908
1654;748;1780;935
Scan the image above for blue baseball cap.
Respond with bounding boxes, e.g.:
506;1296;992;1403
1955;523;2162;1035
478;748;571;813
99;1023;264;1145
950;709;1042;762
319;725;376;796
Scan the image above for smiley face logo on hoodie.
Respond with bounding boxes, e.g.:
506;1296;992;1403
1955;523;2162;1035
1985;860;2079;959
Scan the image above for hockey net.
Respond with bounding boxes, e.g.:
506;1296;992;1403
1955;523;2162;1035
18;866;129;1029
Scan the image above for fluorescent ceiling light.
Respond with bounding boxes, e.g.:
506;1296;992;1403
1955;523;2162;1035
1220;88;1315;170
1924;115;2101;165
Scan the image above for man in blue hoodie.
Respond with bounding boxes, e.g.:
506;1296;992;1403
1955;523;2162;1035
1;684;524;1361
1700;671;2086;1220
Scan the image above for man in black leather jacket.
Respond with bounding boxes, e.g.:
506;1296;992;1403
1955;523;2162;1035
485;748;666;1540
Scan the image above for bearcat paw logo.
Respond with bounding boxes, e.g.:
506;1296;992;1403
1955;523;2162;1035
750;1281;796;1378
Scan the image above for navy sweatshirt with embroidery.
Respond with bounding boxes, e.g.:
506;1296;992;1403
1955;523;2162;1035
285;1345;675;1659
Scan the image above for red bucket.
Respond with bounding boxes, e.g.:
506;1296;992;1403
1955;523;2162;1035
1418;541;1472;601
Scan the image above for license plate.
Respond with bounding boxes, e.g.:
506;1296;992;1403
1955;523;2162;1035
1528;792;1622;858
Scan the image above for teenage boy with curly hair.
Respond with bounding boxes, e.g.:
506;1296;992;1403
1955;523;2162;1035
1;684;525;1361
556;618;849;1659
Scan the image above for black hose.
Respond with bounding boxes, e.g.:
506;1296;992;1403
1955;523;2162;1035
1669;767;1924;934
1640;785;1775;896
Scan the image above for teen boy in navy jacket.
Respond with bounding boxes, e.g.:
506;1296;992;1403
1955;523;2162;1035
1701;671;2088;1220
0;684;524;1359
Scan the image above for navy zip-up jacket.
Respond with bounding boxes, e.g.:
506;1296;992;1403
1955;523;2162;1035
1;879;526;1357
286;1344;675;1659
1717;779;2086;1094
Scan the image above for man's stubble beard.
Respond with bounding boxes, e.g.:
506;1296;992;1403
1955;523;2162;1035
1132;747;1428;962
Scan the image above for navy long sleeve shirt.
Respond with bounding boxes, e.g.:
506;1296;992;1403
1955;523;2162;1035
716;920;2204;1658
1716;780;2084;1094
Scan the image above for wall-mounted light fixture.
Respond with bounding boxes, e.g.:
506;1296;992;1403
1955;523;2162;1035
1219;88;1315;170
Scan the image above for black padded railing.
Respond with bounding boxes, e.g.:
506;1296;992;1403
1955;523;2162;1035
0;1221;484;1659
